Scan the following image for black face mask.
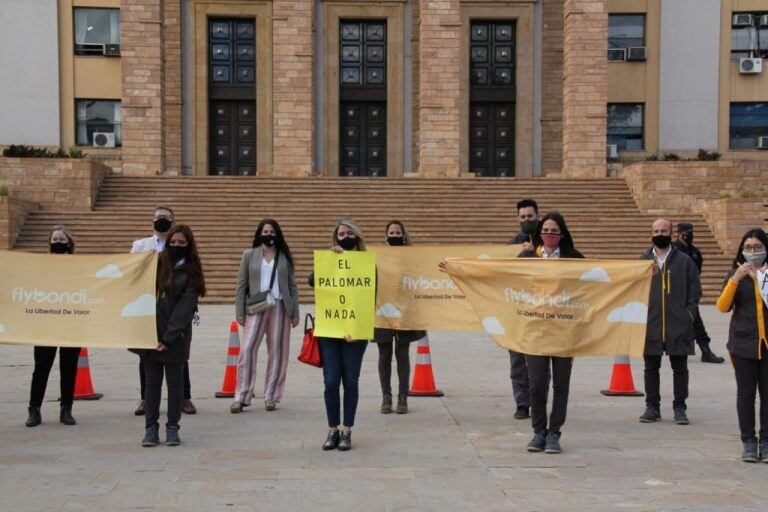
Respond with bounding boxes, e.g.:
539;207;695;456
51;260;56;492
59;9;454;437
681;231;694;244
338;236;358;250
260;234;276;247
387;236;405;246
520;219;538;236
50;242;69;254
652;235;672;249
154;218;173;233
167;245;189;262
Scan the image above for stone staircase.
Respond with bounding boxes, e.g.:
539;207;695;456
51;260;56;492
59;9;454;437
13;176;731;303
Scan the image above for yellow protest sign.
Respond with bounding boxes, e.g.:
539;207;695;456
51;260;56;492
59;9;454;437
446;258;653;357
0;251;158;349
374;245;522;331
313;250;376;340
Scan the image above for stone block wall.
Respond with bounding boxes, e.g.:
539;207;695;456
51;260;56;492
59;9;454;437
0;192;38;250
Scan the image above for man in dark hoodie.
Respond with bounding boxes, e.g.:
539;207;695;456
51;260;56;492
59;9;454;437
507;198;539;419
673;222;724;363
639;218;701;426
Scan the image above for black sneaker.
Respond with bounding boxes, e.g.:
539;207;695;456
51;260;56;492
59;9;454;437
142;424;160;447
742;439;759;463
674;408;690;425
338;431;352;451
25;406;41;427
545;432;562;454
513;407;530;420
526;432;546;452
759;440;768;463
322;430;340;451
166;426;181;446
639;407;661;423
701;351;725;364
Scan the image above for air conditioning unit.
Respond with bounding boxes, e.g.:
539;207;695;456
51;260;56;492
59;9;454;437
608;48;627;62
75;42;104;55
760;14;768;27
103;44;120;56
627;46;647;61
607;144;619;160
93;132;116;148
740;57;763;74
758;136;768;149
733;14;754;27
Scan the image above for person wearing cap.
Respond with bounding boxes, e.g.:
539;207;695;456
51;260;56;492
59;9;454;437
674;222;724;363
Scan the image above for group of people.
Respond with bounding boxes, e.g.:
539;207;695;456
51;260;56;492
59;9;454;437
20;200;768;462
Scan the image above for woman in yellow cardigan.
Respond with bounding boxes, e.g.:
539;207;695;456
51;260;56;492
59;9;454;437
716;228;768;463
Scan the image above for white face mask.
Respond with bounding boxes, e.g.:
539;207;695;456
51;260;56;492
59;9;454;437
743;251;767;267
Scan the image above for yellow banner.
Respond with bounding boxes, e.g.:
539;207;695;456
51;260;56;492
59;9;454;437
0;251;158;349
374;245;522;331
446;258;652;357
313;250;376;340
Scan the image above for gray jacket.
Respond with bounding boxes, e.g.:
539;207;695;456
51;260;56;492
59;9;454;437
235;247;300;321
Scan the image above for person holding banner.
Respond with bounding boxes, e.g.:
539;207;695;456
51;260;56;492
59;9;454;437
373;220;424;415
309;218;371;451
716;228;768;462
25;226;81;428
231;219;300;413
639;218;701;426
508;198;540;420
139;225;205;447
519;213;584;454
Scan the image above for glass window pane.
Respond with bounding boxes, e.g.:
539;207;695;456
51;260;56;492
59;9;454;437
75;100;121;146
729;103;768;149
74;9;120;45
608;104;643;129
609;15;644;39
731;27;753;51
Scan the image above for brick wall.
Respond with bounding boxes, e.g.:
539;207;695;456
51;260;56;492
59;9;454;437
0;158;109;210
272;0;314;176
418;0;461;177
705;198;767;256
0;192;38;250
163;0;182;175
411;0;421;174
541;0;564;175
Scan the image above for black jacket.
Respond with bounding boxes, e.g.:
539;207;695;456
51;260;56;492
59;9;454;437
518;246;585;259
640;246;701;356
510;231;533;245
673;240;703;273
721;270;768;360
141;266;200;364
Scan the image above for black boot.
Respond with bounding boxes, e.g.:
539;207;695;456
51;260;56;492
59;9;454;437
59;405;76;426
760;440;768;463
322;430;340;451
701;349;725;364
742;439;759;463
526;432;546;452
338;431;352;451
380;393;392;414
396;394;408;414
639;406;661;423
25;406;41;427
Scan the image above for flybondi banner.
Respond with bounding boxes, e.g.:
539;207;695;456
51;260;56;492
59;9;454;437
0;251;158;349
446;258;653;357
374;245;522;331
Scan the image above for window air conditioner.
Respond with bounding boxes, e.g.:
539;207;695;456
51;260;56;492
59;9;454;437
608;48;627;62
757;136;768;150
607;144;619;160
103;44;120;56
75;42;104;54
627;47;647;61
93;132;116;148
733;14;754;27
739;57;763;74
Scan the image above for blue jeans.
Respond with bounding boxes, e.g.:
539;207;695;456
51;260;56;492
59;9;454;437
319;339;368;428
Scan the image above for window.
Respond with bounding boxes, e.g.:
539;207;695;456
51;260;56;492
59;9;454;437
731;13;768;59
76;100;122;147
608;14;645;55
607;103;644;151
74;8;120;55
730;103;768;149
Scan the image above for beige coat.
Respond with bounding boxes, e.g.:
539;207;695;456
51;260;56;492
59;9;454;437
235;247;299;321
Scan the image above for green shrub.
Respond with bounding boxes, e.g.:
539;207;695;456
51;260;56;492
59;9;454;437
718;191;733;199
662;153;680;161
739;189;761;199
697;149;721;161
2;144;87;159
645;153;660;161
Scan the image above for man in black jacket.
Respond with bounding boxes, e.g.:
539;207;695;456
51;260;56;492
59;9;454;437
508;198;539;419
673;222;724;363
639;219;701;426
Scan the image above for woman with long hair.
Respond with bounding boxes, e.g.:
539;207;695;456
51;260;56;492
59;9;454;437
716;228;768;462
140;225;205;447
232;219;300;413
25;226;81;427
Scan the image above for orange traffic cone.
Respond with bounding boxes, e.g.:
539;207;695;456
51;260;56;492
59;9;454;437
408;336;444;397
215;321;240;398
73;348;103;400
601;355;644;396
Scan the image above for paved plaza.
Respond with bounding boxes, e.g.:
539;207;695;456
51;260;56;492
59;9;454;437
1;305;766;511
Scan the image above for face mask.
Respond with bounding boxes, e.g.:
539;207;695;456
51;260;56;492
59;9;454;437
744;251;767;267
338;236;358;251
387;236;405;246
541;234;561;248
521;219;538;236
167;245;189;261
681;231;694;244
50;242;69;254
260;234;276;247
652;235;671;249
154;218;172;233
